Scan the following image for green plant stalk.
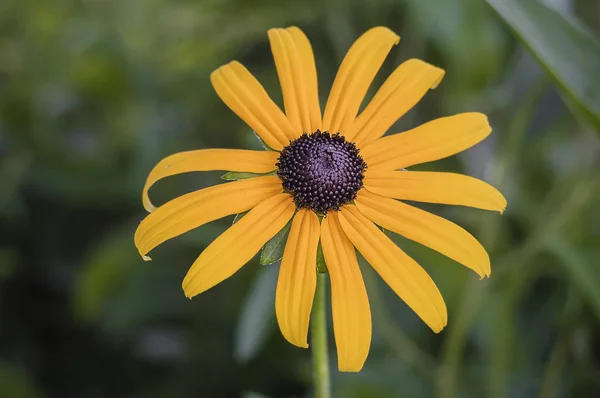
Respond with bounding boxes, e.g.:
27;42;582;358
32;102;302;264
311;273;331;398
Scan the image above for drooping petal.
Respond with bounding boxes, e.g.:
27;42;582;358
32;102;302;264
321;212;371;372
322;27;400;136
364;170;507;212
142;149;279;212
182;194;295;298
269;27;321;135
347;59;445;147
135;176;283;260
338;205;447;333
360;113;491;170
276;209;319;348
355;190;490;278
211;61;297;150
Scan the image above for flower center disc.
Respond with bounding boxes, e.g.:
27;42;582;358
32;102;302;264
277;131;367;214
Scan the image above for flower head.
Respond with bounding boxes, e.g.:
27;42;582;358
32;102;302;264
277;131;366;213
134;26;506;372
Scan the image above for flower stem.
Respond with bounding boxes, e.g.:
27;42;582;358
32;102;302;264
311;272;331;398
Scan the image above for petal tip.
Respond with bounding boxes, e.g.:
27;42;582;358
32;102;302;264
287;337;309;349
209;67;222;82
437;316;449;332
432;324;446;334
476;112;492;129
267;27;281;38
279;330;309;349
475;264;491;279
407;58;444;88
183;285;196;299
495;195;508;214
368;26;400;44
142;255;152;262
431;68;446;89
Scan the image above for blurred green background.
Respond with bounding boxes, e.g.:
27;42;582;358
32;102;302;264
1;0;600;397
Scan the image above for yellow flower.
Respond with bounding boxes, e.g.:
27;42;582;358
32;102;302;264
134;26;506;372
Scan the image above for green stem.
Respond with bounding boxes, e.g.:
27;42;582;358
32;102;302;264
311;273;331;398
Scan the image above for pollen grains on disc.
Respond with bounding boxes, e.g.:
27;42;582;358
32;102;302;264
276;131;367;214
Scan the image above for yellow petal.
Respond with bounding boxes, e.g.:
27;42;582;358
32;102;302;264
269;27;321;135
322;27;400;136
135;176;283;260
211;61;297;150
276;209;319;348
360;113;491;170
142;149;279;212
182;194;295;298
338;205;447;333
348;59;445;147
321;212;371;372
364;170;507;212
355;190;490;278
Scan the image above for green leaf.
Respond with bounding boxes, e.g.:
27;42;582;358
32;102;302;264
487;0;600;132
234;264;279;363
221;171;271;181
260;220;292;265
316;242;328;273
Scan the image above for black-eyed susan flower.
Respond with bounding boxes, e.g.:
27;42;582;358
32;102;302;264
134;26;506;372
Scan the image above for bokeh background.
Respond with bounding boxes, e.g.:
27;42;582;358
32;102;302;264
1;0;600;397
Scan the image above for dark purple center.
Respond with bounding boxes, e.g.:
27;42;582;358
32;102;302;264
276;131;367;214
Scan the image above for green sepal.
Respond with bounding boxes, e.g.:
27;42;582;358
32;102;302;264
260;220;292;265
316;242;328;274
253;131;277;151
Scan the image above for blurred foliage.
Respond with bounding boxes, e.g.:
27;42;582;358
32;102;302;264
487;0;600;132
1;0;599;397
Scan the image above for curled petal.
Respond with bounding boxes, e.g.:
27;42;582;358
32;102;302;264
142;149;278;212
